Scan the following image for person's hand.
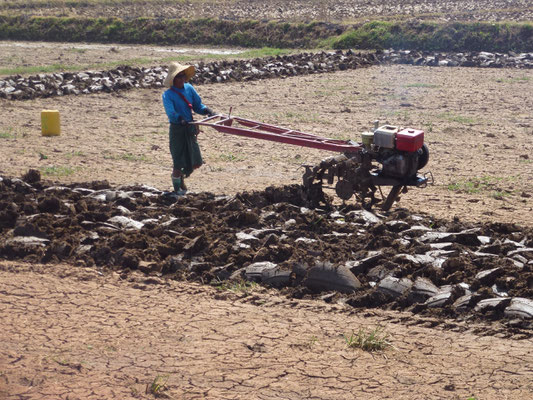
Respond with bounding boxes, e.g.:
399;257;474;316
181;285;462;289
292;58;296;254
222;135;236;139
205;107;216;117
178;116;188;126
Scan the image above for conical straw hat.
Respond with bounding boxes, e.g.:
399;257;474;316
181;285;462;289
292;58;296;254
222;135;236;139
163;62;196;87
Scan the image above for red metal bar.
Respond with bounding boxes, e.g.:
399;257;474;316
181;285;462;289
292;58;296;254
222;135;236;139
193;115;362;153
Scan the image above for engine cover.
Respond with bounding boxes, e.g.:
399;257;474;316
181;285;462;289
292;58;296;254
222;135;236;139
381;151;419;178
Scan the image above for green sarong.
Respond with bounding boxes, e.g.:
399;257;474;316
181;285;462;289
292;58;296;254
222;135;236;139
169;123;203;177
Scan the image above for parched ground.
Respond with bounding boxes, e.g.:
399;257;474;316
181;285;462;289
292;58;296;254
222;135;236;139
1;41;533;399
1;262;532;400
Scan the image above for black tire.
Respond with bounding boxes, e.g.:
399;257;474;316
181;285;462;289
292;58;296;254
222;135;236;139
417;143;429;170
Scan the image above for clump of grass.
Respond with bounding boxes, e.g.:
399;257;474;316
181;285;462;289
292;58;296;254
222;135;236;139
438;112;476;125
120;153;147;162
103;151;147;162
65;151;85;159
0;127;17;139
404;83;439;88
219;152;245;162
447;176;515;197
213;279;258;294
40;165;75;177
146;375;168;396
490;190;512;200
344;326;391;352
495;76;530;84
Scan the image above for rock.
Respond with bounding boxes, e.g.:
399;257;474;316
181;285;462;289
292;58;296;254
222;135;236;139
5;236;50;247
346;210;381;225
183;235;207;254
418;231;455;243
474;297;511;313
425;292;453;308
453;294;476;310
385;220;410;232
377;276;413;298
346;251;383;274
410;277;439;302
245;261;278;282
475;267;502;285
236;231;259;242
401;225;432;237
304;262;361;294
107;216;144;230
504;298;533;319
367;264;393;281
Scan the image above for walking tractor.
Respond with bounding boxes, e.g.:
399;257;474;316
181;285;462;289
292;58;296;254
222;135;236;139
194;114;432;211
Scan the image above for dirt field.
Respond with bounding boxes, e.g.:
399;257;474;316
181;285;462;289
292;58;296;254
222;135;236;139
1;261;533;400
3;0;533;22
1;37;533;400
1;58;531;225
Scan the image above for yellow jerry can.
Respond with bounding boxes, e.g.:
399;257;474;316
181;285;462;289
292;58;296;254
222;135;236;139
41;110;61;136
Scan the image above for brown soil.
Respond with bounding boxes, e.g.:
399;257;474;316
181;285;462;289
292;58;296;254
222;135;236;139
4;0;533;22
0;41;247;76
2;262;533;400
1;62;531;226
1;42;533;399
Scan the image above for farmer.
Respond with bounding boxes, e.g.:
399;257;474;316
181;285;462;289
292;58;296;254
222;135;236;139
162;62;216;194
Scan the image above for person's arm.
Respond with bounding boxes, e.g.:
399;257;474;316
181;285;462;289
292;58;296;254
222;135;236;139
162;91;180;122
189;85;215;116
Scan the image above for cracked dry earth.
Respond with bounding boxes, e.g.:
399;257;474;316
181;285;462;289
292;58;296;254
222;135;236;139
1;262;532;400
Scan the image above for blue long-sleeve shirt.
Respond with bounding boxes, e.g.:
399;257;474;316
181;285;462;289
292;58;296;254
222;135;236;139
162;83;208;124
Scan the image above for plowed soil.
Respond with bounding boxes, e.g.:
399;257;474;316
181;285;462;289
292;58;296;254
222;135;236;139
1;42;533;399
4;0;533;22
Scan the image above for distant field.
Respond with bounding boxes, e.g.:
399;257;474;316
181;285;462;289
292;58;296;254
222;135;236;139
1;0;532;23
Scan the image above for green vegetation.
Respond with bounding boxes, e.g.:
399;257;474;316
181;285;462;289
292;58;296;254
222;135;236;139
40;165;76;176
0;127;15;139
0;16;335;49
120;153;147;162
102;151;147;161
213;279;258;294
495;76;531;84
447;176;516;198
404;83;439;89
146;375;168;395
65;150;85;159
344;326;392;352
438;112;476;125
68;47;87;53
327;21;533;52
0;15;531;52
219;152;245;162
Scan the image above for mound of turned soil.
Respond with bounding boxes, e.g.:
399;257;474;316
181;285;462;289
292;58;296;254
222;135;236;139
1;171;532;334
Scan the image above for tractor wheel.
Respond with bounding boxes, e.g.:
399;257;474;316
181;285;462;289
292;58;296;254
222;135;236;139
418;143;429;170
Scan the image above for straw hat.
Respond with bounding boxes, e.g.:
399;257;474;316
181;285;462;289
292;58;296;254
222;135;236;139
163;62;196;87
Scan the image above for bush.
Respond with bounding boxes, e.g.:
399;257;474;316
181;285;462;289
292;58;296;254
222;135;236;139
0;15;531;52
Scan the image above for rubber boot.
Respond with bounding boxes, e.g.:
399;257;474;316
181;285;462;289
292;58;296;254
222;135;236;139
172;176;183;193
180;177;187;191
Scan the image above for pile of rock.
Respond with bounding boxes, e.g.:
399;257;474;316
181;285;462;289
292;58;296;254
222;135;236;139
1;49;532;101
0;50;378;100
380;49;533;68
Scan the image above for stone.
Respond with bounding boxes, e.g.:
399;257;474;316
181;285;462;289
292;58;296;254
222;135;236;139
504;298;533;319
304;262;361;294
377;276;413;298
